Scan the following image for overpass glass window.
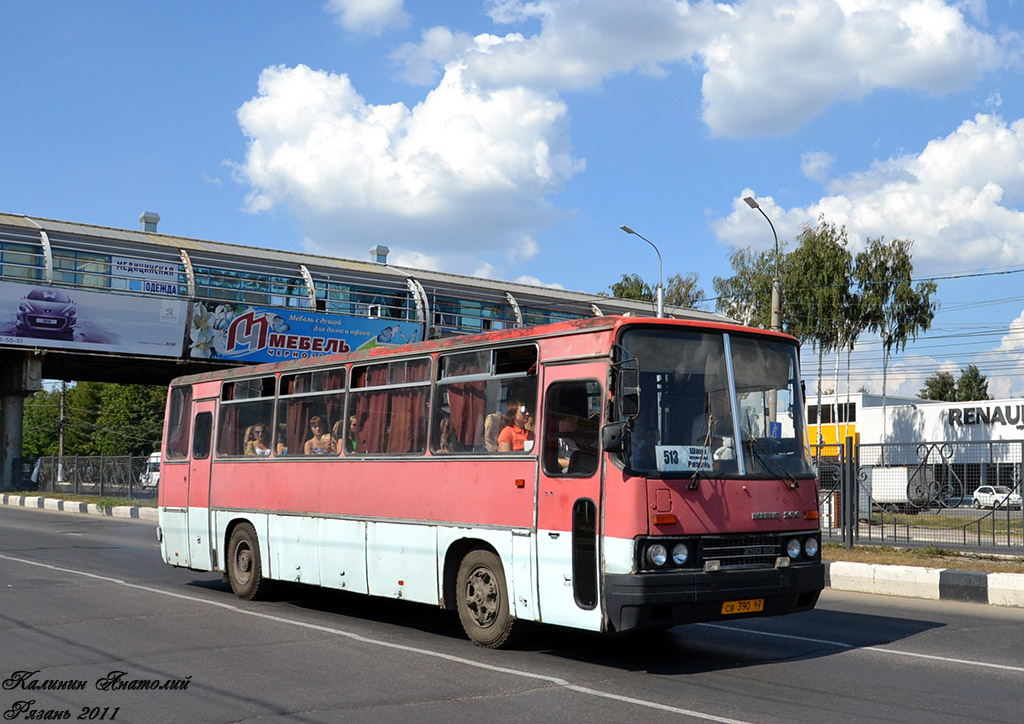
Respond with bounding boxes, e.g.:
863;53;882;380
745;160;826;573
0;242;43;280
53;250;110;288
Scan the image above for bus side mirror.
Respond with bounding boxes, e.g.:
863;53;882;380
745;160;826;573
618;367;640;419
602;422;627;453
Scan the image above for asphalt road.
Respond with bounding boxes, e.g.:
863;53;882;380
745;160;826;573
1;506;1022;724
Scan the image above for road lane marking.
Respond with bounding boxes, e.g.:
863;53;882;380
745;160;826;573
698;623;1024;673
0;553;751;724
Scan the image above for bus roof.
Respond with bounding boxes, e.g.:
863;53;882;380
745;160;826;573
169;315;799;387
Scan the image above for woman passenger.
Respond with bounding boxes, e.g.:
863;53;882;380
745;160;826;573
497;401;534;452
245;425;272;456
304;416;332;455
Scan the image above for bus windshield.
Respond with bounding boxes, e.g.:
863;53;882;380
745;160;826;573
620;327;814;479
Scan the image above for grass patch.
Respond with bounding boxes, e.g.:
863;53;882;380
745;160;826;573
824;542;1024;574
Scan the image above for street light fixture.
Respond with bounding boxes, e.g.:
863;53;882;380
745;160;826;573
619;225;664;318
743;196;782;333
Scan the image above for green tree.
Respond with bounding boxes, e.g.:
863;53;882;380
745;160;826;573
92;384;166;456
919;371;958;401
712;247;777;328
22;388;61;457
607;271;706;309
853;237;937;441
785;220;854;445
663;272;706;308
607;273;653;300
955;365;991;401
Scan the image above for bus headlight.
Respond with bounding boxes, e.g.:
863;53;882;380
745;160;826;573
647;544;668;568
671;543;689;566
803;536;819;559
786;538;802;559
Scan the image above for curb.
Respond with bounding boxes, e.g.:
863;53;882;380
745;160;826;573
1;493;158;522
824;561;1024;609
3;494;1022;609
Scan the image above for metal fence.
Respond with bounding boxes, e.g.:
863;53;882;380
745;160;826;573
10;455;156;502
814;439;1024;554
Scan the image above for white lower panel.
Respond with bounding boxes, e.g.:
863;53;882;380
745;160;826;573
366;522;437;603
536;528;603;631
269;515;321;585
159;509;189;569
603;536;635;575
317;518;368;594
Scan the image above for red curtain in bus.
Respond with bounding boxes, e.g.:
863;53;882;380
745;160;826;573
352;366;389;453
385;387;427;453
447;381;485;448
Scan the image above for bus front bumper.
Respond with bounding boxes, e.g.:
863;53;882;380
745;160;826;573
604;563;824;632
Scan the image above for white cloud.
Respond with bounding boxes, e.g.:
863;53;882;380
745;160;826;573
325;0;409;35
801;151;836;183
716;115;1024;274
237;1;1019;275
390;26;476;85
236;63;582;273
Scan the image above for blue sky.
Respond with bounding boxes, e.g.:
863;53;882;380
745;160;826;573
4;1;1024;398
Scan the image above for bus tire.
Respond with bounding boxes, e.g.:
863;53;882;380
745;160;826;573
227;523;271;601
456;550;517;649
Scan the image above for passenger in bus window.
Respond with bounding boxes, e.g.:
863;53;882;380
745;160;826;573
245;426;272;456
332;420;346;455
276;424;289;455
498;402;534;452
304;416;332;455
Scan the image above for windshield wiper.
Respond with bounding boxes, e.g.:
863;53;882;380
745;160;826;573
744;433;799;490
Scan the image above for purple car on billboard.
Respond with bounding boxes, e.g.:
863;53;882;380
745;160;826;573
16;288;77;338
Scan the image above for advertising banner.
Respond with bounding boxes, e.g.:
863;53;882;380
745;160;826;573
188;302;423;363
0;280;187;357
110;255;180;295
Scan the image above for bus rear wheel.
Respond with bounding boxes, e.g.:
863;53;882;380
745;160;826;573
227;523;271;600
456;550;517;648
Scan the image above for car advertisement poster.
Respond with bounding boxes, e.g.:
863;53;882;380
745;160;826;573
0;280;187;357
188;301;423;363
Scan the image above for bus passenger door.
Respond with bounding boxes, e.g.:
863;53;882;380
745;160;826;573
536;372;604;631
185;402;215;571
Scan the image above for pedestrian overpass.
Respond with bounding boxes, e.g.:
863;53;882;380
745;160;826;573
0;210;721;489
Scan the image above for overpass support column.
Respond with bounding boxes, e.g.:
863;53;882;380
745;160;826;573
0;354;43;492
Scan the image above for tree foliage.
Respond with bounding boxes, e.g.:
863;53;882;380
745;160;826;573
919;371;957;401
22;382;165;457
607;271;706;309
921;365;991;401
712;247;778;328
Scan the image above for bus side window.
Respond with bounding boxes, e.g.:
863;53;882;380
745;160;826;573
193;412;212;460
165;386;192;460
543;380;601;476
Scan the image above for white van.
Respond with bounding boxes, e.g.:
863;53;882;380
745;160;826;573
139;452;161;489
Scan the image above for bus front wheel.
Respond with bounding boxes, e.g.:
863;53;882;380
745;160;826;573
227;523;271;600
456;550;517;648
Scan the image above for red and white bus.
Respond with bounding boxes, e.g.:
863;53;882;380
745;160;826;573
158;316;823;647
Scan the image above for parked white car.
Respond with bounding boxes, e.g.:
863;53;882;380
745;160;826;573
971;485;1022;510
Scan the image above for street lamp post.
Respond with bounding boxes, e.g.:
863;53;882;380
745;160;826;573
618;225;664;318
743;196;782;333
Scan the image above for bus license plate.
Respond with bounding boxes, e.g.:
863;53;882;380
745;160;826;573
721;598;764;615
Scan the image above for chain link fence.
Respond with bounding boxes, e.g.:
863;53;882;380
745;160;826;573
10;455;157;502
